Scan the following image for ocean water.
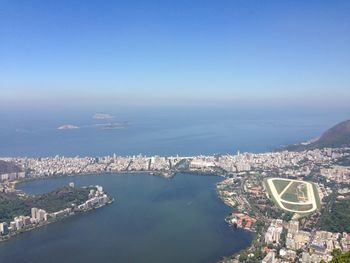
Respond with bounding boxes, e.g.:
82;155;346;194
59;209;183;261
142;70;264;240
0;105;347;262
0;173;252;263
0;105;347;157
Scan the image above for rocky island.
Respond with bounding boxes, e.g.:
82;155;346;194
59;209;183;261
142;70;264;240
92;113;114;120
57;124;79;130
1;119;350;262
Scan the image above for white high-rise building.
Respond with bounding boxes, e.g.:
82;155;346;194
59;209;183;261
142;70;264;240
31;207;38;220
10;221;16;231
38;209;47;221
265;220;283;244
31;207;47;222
14;217;24;230
0;222;9;235
262;251;276;263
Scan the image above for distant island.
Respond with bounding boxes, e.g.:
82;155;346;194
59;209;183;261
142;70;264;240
95;122;128;130
93;113;114;120
57;124;79;130
1;118;350;262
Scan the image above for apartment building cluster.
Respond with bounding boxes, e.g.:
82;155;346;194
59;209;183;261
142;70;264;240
320;165;350;183
1;148;348;183
0;185;111;241
228;213;257;231
31;207;48;222
77;185;109;210
265;219;284;244
0;207;48;239
0;171;25;182
260;219;350;263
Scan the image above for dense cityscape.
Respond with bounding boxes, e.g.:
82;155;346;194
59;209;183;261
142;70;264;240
1;146;350;262
2;0;350;261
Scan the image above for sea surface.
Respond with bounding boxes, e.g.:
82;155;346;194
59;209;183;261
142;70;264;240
0;106;347;157
0;173;252;263
0;106;348;262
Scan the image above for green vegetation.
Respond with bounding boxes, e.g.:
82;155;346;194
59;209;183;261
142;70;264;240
265;178;319;214
0;193;30;223
280;192;299;203
254;220;265;233
320;249;350;263
280;212;294;221
279;228;288;247
236;248;266;263
264;198;287;219
28;186;90;213
283;119;350;151
319;198;350;233
280;182;305;202
272;179;290;194
264;179;292;218
0;186;91;223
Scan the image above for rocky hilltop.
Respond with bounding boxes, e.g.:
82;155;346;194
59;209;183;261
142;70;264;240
284;119;350;151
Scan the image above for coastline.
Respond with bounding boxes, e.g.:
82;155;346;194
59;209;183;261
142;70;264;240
0;182;114;243
10;170;253;262
0;200;113;242
3;147;347;261
216;182;260;262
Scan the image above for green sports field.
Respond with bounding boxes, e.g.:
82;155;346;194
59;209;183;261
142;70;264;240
265;178;320;214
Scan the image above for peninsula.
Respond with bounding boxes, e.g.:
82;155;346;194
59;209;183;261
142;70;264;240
0;183;113;242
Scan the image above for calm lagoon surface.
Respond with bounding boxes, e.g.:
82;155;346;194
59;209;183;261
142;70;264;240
0;173;252;263
0;106;347;262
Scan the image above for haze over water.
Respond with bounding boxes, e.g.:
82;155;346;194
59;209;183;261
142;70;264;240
0;106;348;157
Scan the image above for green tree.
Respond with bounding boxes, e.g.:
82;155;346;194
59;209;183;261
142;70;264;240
320;249;350;263
239;254;248;262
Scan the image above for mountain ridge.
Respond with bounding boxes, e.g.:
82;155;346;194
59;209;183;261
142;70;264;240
283;119;350;151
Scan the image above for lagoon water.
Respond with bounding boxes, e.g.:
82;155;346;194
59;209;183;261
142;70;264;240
0;106;348;262
0;173;252;263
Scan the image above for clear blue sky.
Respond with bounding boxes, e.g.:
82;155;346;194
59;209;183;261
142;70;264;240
1;0;349;108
